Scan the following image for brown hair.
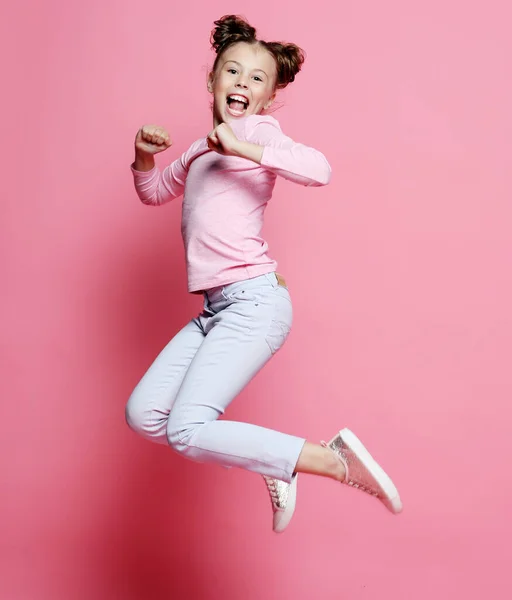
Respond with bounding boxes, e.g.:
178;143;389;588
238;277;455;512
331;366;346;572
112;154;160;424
210;15;305;90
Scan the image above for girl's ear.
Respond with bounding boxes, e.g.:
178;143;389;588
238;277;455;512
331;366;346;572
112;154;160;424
207;72;215;93
264;92;276;110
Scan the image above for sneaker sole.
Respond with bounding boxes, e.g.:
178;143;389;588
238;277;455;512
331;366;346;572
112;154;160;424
274;473;298;533
338;428;403;514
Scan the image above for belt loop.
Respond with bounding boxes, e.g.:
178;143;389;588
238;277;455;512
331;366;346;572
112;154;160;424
275;272;287;289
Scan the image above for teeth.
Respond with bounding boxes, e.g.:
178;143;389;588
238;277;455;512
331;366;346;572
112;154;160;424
228;95;249;104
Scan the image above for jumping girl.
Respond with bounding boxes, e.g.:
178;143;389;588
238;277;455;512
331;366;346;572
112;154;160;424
126;14;402;533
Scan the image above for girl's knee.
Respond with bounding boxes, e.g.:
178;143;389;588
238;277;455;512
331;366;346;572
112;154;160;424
125;393;158;438
125;396;143;434
166;417;197;455
166;418;183;451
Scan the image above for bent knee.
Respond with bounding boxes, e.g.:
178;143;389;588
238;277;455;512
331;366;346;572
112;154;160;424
125;397;144;434
166;418;200;455
125;395;166;440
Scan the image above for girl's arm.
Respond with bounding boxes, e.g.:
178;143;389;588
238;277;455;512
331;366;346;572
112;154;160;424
131;125;187;206
229;116;332;187
131;156;187;206
133;152;156;172
130;137;209;206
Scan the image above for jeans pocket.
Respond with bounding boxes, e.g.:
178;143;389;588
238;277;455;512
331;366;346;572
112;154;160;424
223;276;272;303
265;298;293;355
265;320;290;355
225;287;259;303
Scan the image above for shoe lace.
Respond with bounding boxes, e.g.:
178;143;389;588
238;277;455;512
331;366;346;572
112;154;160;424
263;476;281;507
320;440;379;498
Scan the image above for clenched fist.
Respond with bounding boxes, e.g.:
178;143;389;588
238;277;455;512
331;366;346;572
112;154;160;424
135;125;172;155
207;123;241;156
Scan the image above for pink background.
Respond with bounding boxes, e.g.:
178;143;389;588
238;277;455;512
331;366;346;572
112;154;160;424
2;0;511;598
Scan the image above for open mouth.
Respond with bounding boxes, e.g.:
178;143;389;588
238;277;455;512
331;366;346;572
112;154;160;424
226;94;249;116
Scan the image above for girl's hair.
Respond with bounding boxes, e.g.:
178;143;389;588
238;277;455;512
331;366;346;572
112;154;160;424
210;15;305;90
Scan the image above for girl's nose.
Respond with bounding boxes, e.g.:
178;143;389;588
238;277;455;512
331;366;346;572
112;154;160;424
236;79;248;89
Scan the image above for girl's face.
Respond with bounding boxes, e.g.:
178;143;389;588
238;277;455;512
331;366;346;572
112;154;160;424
208;42;277;127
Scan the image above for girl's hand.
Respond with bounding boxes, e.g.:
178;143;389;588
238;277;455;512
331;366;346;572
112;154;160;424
135;125;172;155
207;123;241;156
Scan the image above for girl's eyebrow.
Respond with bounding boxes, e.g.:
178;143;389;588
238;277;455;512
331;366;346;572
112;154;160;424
224;60;268;76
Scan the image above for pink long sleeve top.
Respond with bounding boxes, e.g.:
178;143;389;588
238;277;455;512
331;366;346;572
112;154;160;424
130;114;331;293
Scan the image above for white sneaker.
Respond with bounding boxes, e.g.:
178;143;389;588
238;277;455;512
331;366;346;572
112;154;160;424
263;473;298;533
322;428;403;514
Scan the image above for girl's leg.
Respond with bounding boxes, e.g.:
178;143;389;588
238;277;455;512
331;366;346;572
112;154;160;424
294;442;346;481
127;273;401;516
166;275;306;483
125;281;343;482
125;316;206;443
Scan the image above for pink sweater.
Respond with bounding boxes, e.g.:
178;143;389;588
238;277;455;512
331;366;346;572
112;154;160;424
131;115;331;293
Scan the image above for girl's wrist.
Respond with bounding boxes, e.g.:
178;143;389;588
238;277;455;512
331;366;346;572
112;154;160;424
133;151;155;172
233;141;264;164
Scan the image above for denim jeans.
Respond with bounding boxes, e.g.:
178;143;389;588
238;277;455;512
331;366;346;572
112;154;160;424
125;272;306;482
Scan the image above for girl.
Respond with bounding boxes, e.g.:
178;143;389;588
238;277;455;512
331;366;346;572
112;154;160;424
126;14;402;533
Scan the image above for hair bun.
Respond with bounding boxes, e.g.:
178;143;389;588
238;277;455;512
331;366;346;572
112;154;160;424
282;43;300;59
263;42;305;89
211;15;257;54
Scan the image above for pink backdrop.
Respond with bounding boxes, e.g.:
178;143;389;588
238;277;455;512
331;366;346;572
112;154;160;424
2;0;511;598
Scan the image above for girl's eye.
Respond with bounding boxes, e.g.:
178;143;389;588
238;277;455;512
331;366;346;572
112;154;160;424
228;69;237;74
253;76;263;82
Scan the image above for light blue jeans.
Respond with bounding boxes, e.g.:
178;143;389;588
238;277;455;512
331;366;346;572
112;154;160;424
125;272;306;482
